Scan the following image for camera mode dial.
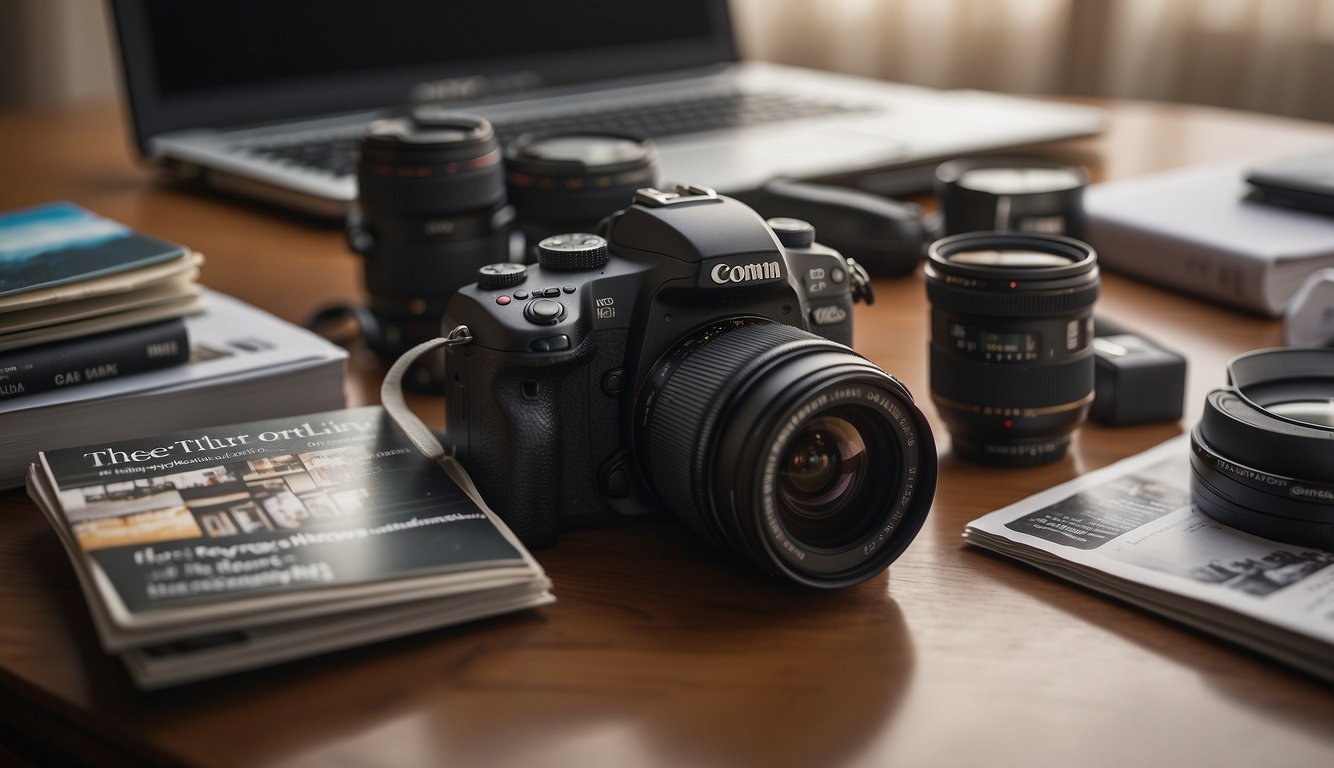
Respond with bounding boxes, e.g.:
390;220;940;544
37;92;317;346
477;262;528;290
767;217;816;248
536;233;611;271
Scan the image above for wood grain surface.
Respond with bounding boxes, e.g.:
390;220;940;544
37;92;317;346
0;99;1331;768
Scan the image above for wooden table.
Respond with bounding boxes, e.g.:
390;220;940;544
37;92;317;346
0;99;1331;768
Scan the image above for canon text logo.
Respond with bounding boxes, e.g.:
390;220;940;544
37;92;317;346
710;261;782;285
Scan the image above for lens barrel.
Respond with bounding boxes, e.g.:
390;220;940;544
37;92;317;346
636;320;937;587
351;110;514;386
1190;348;1334;550
925;232;1100;466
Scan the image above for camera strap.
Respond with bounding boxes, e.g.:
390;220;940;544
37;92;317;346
380;337;452;460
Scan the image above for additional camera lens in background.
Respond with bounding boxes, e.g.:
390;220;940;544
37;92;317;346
925;232;1100;467
935;157;1088;239
504;132;658;255
1190;347;1334;549
635;320;936;587
349;109;514;389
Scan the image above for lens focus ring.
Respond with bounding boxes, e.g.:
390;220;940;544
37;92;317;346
930;345;1094;410
643;321;822;522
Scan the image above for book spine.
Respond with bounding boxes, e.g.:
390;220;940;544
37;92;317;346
0;320;189;400
1086;217;1277;317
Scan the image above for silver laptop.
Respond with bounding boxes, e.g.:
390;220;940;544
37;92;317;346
109;0;1105;219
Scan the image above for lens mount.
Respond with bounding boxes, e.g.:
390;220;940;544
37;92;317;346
1190;347;1334;549
636;320;937;587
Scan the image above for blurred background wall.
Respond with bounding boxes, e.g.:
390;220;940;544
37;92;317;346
2;0;1332;122
0;0;115;110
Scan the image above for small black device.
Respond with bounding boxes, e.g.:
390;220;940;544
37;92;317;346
935;157;1088;239
925;231;1100;466
344;109;515;388
740;178;929;277
1190;348;1334;550
504;132;659;256
1090;317;1187;426
441;185;935;587
1245;150;1334;217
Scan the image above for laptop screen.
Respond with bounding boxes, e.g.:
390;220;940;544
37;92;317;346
110;0;736;151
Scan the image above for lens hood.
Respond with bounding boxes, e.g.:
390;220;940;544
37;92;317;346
1190;347;1334;550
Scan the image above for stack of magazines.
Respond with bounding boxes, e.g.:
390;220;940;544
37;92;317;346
964;436;1334;682
0;201;204;391
25;405;553;688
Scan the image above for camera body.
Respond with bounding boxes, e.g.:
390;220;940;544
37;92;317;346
443;186;866;547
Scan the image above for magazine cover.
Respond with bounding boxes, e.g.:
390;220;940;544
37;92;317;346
964;436;1334;681
33;406;547;642
0;202;188;297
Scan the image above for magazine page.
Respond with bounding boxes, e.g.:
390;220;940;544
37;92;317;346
964;436;1334;677
32;406;549;649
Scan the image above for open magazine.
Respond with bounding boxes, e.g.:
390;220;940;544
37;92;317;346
964;436;1334;682
26;405;553;689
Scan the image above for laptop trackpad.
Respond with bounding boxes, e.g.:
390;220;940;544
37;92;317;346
656;128;909;190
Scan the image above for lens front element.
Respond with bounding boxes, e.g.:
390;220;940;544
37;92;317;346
777;407;893;550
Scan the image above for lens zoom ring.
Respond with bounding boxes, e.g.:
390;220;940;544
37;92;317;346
646;323;828;526
926;281;1099;318
930;345;1094;409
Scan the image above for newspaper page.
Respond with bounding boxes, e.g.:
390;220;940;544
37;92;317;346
964;435;1334;682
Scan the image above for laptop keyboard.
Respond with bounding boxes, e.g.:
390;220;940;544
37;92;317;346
241;91;877;178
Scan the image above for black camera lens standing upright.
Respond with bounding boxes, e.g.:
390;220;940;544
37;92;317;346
347;109;515;387
504;132;658;256
925;232;1100;466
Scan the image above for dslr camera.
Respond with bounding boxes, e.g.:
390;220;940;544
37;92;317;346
441;185;937;587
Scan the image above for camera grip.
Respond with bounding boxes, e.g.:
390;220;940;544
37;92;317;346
447;345;577;548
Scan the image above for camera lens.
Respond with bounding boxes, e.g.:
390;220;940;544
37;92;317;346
935;157;1088;239
1190;348;1334;550
504;132;657;251
351;109;514;385
636;320;937;587
925;232;1100;467
776;409;893;549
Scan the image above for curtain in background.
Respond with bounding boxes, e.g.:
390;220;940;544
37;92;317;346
732;0;1334;123
2;0;1333;123
0;0;115;111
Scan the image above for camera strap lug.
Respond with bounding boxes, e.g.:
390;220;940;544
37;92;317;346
445;324;474;346
847;258;875;306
